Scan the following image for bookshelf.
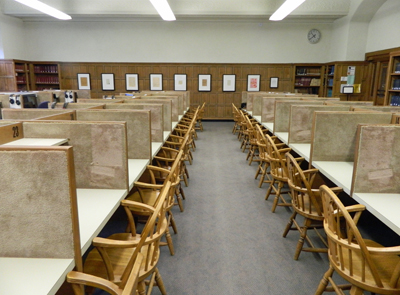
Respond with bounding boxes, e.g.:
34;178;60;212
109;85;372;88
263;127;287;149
14;61;30;91
30;62;60;91
384;51;400;106
293;64;324;96
323;61;370;101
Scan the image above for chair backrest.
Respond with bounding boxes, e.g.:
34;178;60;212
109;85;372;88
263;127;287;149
255;124;268;158
285;152;323;216
319;185;400;293
265;134;291;180
120;181;171;287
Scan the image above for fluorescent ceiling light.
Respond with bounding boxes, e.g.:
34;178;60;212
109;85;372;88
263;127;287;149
269;0;306;21
14;0;71;20
149;0;176;21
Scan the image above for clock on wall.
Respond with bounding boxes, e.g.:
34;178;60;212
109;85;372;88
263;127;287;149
307;29;321;44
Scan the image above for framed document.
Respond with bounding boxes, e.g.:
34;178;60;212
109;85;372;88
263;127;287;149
126;74;139;91
223;74;236;92
150;74;163;91
247;74;260;91
101;73;115;91
77;73;91;90
174;74;187;91
198;74;211;92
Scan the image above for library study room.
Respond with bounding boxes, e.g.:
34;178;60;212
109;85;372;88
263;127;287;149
2;0;400;294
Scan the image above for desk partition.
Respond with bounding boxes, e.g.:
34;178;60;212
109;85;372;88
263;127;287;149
123;99;172;132
351;124;400;235
288;105;350;144
76;109;152;161
2;109;76;120
105;103;164;142
0;146;81;295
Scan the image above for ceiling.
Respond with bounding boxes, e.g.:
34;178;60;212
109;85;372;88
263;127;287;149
0;0;351;22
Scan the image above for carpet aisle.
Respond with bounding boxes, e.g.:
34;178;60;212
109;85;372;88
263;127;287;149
155;121;334;295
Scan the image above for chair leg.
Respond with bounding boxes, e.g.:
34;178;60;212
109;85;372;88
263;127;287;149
314;266;334;295
164;227;175;256
294;218;312;260
283;211;297;237
154;268;167;295
265;179;275;200
271;181;284;212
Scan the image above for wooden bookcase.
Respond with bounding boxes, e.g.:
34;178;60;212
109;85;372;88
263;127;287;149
384;51;400;106
323;61;370;101
293;64;324;96
0;59;31;92
29;62;61;91
14;61;30;91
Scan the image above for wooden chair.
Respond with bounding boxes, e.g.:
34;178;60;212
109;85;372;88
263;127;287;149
127;151;184;256
245;115;260;165
265;134;302;212
80;182;171;295
315;185;400;295
153;147;186;211
254;125;287;188
67;253;143;295
232;103;242;135
283;153;342;260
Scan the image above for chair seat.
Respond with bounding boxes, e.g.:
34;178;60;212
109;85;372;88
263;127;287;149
270;167;287;180
84;232;164;283
127;190;160;207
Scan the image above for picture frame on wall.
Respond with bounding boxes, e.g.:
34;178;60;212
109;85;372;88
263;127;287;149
174;74;187;91
270;77;279;89
77;73;91;90
101;73;115;91
150;74;163;91
198;74;211;92
126;73;139;91
223;74;236;92
247;74;260;91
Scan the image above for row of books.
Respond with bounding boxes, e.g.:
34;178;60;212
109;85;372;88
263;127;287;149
392;79;400;89
327;78;333;86
34;65;58;74
16;76;27;83
395;63;400;73
390;95;400;106
295;77;321;86
35;76;59;84
296;67;321;75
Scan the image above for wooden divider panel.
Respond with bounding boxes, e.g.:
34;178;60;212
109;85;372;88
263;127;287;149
105;103;164;141
137;96;178;121
23;121;129;190
0;146;81;266
75;109;151;160
289;105;350;144
351;106;400;112
274;100;324;132
310;112;393;162
77;98;124;103
53;103;105;110
2;109;76;120
124;98;172;131
352;124;400;194
0;122;24;144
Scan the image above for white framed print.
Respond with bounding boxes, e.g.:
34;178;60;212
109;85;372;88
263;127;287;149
77;73;91;90
150;74;163;91
223;74;236;92
270;77;279;89
101;73;115;91
174;74;187;91
198;74;211;92
247;74;260;92
126;74;139;91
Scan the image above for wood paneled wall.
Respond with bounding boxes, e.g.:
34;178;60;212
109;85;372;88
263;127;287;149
60;62;293;120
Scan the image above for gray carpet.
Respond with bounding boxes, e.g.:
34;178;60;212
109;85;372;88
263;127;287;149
91;120;400;295
155;121;336;295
